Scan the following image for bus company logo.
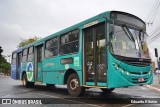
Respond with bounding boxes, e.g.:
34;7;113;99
26;62;33;81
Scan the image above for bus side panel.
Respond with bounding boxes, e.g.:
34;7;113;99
31;60;35;82
17;65;21;80
42;57;59;84
43;71;60;84
11;64;16;79
22;61;35;82
21;62;27;79
58;53;82;85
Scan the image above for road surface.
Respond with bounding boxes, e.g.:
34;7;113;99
0;75;160;107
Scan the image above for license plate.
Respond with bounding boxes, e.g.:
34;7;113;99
138;78;144;82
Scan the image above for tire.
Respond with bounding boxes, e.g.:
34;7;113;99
67;73;85;97
22;74;34;88
101;88;115;93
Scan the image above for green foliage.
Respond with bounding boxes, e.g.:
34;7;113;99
0;46;10;75
17;36;41;48
0;46;3;63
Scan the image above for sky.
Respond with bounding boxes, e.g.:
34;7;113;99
0;0;160;62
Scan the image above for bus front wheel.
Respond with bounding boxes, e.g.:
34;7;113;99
67;73;85;97
101;88;115;93
22;74;34;87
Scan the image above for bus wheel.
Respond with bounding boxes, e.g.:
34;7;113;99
101;88;115;93
22;74;27;87
22;74;34;87
67;73;85;97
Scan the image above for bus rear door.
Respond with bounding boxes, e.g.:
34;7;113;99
35;44;43;82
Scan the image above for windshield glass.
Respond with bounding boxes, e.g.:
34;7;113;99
110;24;150;59
140;33;150;59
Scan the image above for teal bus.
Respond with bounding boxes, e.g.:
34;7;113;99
11;11;153;96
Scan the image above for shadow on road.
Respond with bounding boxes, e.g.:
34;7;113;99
13;84;141;104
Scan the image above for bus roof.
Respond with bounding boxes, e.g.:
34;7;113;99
12;10;144;53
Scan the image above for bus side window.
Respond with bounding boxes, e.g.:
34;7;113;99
22;48;28;62
28;46;34;61
12;53;17;64
45;36;59;58
60;29;79;55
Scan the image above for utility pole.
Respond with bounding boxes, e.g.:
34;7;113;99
7;55;11;64
145;22;153;26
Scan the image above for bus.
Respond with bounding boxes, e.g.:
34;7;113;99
11;11;153;97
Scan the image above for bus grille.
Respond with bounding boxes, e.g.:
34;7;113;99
123;61;150;67
113;54;151;67
129;71;148;75
131;78;148;84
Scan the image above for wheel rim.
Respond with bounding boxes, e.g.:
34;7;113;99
70;79;79;91
22;75;26;86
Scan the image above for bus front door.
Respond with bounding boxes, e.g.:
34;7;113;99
36;45;43;82
83;23;107;86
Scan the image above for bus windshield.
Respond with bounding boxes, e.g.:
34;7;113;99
110;24;150;59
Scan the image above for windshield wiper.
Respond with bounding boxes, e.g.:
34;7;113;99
122;25;135;42
125;27;135;42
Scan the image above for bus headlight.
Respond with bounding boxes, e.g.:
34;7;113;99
115;65;119;70
113;63;119;70
126;72;130;75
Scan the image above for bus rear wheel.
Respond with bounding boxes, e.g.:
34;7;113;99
22;74;34;87
67;73;85;97
101;88;115;93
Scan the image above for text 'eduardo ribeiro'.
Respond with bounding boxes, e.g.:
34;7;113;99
131;99;157;104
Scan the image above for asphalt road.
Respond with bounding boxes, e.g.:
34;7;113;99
0;75;160;107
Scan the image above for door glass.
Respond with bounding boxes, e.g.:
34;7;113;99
85;28;94;82
37;46;42;62
95;24;106;82
37;45;42;81
84;23;106;84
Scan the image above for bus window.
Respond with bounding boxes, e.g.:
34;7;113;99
22;48;28;62
28;46;34;61
45;37;59;58
60;29;79;54
12;53;17;64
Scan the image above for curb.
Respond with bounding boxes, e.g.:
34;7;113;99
143;85;160;92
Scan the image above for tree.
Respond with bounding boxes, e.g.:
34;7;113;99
0;46;5;65
0;46;3;55
0;46;4;61
0;46;10;75
17;36;41;48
